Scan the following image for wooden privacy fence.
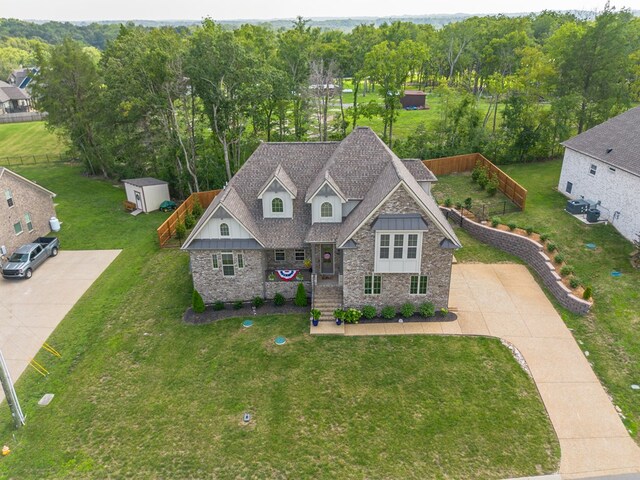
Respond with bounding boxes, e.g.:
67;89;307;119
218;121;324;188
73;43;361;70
157;189;221;247
423;153;527;210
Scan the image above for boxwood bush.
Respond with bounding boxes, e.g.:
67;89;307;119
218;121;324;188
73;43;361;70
362;305;377;319
381;306;396;319
213;301;225;311
419;301;435;317
273;293;285;306
400;303;415;318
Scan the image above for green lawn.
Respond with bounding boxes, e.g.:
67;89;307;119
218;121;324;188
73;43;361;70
436;160;640;438
0;121;66;158
0;163;560;478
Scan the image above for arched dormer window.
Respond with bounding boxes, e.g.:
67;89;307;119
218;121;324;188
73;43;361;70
220;223;230;236
320;201;333;218
272;197;284;213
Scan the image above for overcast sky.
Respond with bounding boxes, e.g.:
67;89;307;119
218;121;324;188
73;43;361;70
3;0;638;22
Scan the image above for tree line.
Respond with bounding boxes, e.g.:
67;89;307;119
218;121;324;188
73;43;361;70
29;7;640;197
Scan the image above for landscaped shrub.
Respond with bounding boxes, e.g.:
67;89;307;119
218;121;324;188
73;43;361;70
539;233;549;242
252;296;265;308
444;198;452;208
560;265;574;276
184;212;196;229
569;277;581;289
455;201;463;210
400;303;415;318
213;301;225;311
507;222;517;231
486;176;499;196
344;308;362;324
419;301;435;318
191;198;203;218
547;242;557;252
583;286;592;300
192;290;205;313
491;217;500;228
333;308;345;322
554;254;565;264
362;305;377;319
175;221;186;241
233;300;243;310
477;168;489;189
381;306;396;319
471;162;483;182
464;197;473;210
294;283;308;307
273;293;285;306
525;226;534;236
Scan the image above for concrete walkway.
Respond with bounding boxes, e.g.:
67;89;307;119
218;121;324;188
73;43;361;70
0;250;121;401
311;264;640;479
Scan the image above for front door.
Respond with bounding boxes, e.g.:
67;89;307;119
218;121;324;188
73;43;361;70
134;191;143;210
320;244;334;275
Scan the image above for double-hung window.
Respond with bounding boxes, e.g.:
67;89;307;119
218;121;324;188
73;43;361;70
274;250;285;262
589;164;597;176
364;275;381;295
25;213;33;231
5;190;13;208
221;252;234;276
410;276;428;294
237;253;244;269
294;249;305;262
212;254;219;269
14;221;23;235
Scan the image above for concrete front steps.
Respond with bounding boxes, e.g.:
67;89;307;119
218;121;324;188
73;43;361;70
312;285;343;321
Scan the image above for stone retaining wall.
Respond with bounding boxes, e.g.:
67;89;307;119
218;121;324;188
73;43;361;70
442;207;591;314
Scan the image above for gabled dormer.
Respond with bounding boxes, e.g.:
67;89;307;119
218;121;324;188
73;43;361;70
257;164;297;219
305;171;347;224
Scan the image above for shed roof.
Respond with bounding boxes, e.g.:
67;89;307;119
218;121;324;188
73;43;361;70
123;177;168;187
561;106;640;177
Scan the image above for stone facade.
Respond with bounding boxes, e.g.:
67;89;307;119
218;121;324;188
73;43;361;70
0;170;55;255
558;148;640;243
444;207;591;314
190;249;312;303
190;249;265;303
342;186;453;310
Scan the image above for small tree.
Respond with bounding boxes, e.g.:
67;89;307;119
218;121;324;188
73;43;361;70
175;221;186;241
191;198;203;218
184;212;195;229
294;283;308;307
192;290;205;313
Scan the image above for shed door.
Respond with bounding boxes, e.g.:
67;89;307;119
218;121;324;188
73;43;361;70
134;191;143;210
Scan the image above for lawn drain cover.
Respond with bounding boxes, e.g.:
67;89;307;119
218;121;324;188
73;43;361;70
585;243;597;250
611;270;622;277
274;336;286;346
242;320;254;328
243;413;251;423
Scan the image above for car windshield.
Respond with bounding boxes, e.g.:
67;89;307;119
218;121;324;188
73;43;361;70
8;253;29;262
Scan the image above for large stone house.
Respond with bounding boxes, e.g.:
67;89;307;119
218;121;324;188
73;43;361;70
558;106;640;243
182;127;461;315
0;167;56;256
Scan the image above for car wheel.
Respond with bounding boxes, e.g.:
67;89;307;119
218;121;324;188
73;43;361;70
25;268;32;279
51;247;59;257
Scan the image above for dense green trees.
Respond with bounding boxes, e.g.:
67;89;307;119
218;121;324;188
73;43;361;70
27;8;640;193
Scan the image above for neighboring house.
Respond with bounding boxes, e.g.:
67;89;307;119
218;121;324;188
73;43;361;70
7;67;38;90
182;127;461;313
0;81;32;115
122;177;170;213
0;167;56;256
558;106;640;243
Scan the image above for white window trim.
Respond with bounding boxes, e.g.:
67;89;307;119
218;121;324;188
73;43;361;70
219;223;230;236
271;197;284;214
5;189;14;208
294;249;306;262
274;249;285;262
221;252;235;277
14;221;23;236
409;275;428;295
320;201;333;218
212;253;219;269
364;274;381;295
25;212;33;231
374;231;422;273
237;253;245;269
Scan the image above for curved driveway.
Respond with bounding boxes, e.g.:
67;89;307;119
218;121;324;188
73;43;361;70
325;264;640;478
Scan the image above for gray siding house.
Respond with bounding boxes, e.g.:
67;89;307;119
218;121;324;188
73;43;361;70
0;167;56;256
183;127;460;317
558;106;640;243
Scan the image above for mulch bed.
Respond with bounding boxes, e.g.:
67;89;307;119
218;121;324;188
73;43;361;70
183;302;309;324
357;312;458;324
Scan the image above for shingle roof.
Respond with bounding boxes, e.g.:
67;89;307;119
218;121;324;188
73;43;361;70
0;167;56;197
257;163;298;198
0;82;30;102
403;160;438;182
562;106;640;177
183;127;460;251
123;177;168;187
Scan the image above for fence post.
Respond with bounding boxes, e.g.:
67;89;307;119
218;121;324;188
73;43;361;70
460;208;464;227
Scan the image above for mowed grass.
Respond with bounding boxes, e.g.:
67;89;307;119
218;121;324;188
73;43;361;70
436;160;640;438
0;121;66;157
0;163;560;478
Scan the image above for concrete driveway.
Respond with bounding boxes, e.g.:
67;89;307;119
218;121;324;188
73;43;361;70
0;250;120;397
321;264;640;478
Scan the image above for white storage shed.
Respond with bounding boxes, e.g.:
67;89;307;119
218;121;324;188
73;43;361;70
122;177;170;213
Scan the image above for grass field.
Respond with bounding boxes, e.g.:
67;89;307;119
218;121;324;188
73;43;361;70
0;163;559;478
436;160;640;439
0;121;66;158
